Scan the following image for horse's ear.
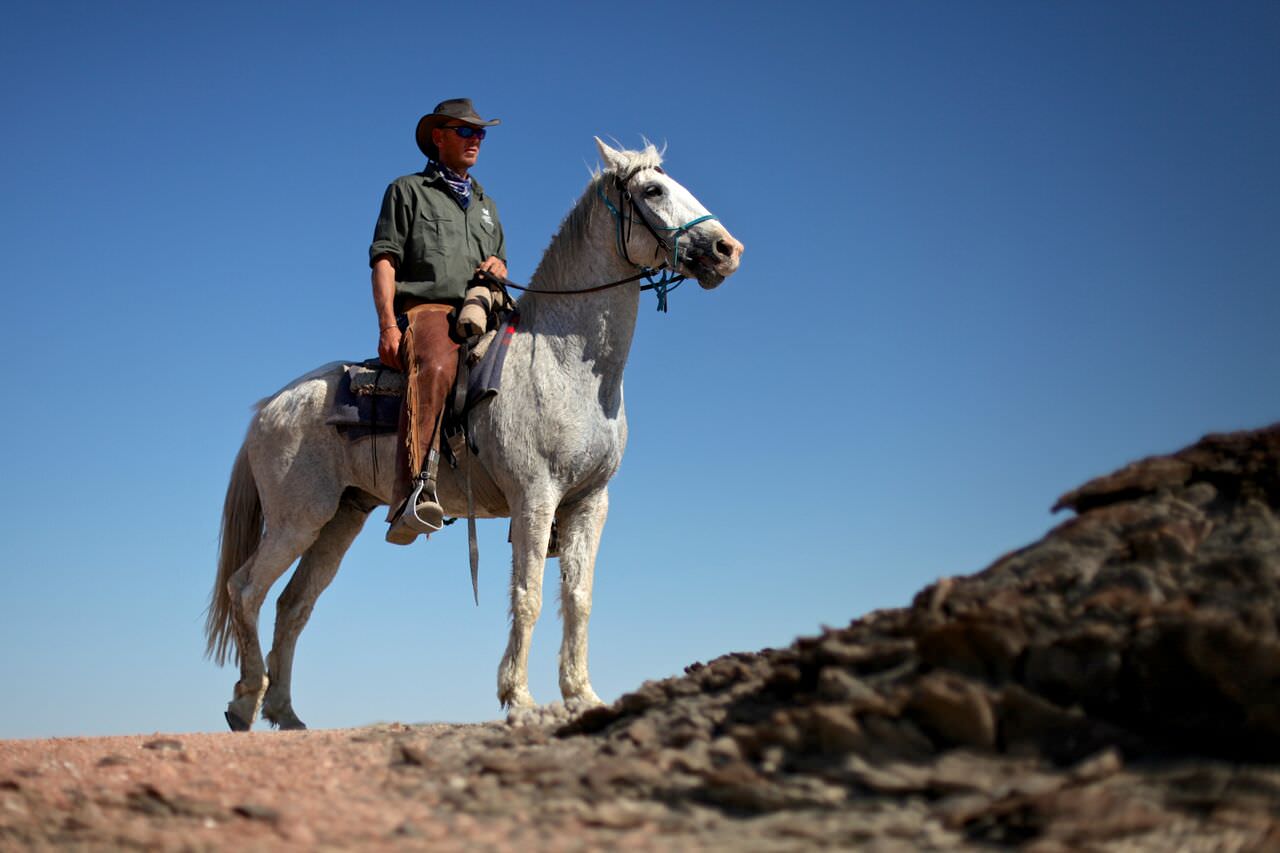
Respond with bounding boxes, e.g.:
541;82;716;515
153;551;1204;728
595;137;625;172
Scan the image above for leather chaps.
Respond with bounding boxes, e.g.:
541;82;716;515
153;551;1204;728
388;302;459;521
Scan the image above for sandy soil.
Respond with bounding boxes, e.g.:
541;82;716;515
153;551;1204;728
1;722;686;852
4;720;866;852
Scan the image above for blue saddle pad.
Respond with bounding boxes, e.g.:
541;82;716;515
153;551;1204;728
462;311;518;416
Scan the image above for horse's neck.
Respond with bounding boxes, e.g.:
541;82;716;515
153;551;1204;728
519;200;641;384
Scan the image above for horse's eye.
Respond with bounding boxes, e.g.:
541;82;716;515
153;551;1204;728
643;184;664;199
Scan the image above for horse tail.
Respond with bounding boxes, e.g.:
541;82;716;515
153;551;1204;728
204;442;263;666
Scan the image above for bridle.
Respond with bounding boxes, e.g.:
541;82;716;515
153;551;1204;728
597;167;717;311
488;166;718;312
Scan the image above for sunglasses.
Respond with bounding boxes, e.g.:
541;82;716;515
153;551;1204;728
442;126;486;140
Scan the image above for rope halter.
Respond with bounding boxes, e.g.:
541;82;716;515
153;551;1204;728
597;168;717;312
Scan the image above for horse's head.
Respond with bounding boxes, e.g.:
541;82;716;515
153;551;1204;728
595;138;743;289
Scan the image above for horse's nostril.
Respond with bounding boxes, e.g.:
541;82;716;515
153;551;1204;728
715;239;733;258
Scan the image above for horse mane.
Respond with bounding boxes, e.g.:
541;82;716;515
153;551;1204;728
525;143;665;295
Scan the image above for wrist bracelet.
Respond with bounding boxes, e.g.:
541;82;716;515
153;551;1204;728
380;323;397;331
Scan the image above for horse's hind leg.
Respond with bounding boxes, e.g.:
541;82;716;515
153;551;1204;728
225;511;332;731
498;496;556;710
262;498;371;730
556;489;608;710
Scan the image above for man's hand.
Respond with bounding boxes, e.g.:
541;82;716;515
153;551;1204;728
378;324;403;371
477;256;508;280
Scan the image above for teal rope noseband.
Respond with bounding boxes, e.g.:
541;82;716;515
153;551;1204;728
597;174;717;312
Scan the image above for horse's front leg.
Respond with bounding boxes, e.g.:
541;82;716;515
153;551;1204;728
556;489;608;710
498;497;556;710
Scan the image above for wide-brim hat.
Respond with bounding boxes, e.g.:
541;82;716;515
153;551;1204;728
415;98;501;161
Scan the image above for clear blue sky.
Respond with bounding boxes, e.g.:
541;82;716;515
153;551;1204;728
2;1;1277;739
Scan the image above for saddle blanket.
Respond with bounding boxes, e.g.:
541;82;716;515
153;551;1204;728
325;362;402;439
326;311;519;440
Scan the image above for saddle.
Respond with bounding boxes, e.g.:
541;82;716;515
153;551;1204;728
326;310;520;518
329;306;556;598
328;312;516;430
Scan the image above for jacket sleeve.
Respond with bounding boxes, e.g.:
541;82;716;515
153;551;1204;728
369;181;410;267
491;200;506;263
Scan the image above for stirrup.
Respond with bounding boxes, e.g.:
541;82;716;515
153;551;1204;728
386;477;444;545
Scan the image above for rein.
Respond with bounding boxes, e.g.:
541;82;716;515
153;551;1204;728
479;169;717;312
478;267;655;296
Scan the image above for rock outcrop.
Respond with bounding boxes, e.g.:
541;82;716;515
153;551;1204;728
556;425;1280;848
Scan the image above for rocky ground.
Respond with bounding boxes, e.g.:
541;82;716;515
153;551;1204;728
6;426;1280;850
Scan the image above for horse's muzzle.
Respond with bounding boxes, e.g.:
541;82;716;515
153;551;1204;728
686;229;744;289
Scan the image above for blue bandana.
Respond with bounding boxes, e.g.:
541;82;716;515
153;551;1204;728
430;160;472;209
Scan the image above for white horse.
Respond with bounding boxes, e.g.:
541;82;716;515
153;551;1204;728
205;140;743;730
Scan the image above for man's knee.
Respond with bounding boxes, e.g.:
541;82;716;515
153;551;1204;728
419;359;456;391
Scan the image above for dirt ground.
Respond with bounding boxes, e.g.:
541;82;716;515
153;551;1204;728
0;722;668;852
4;715;1279;851
0;719;923;851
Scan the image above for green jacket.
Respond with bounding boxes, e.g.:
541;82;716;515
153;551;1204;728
369;166;506;310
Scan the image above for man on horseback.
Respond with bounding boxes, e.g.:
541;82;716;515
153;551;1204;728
369;98;507;545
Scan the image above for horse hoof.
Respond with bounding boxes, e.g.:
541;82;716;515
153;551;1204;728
506;701;574;728
224;710;251;732
265;711;307;731
565;694;605;715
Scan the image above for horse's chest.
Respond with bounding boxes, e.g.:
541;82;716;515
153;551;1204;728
570;412;625;466
542;405;625;484
483;392;626;490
